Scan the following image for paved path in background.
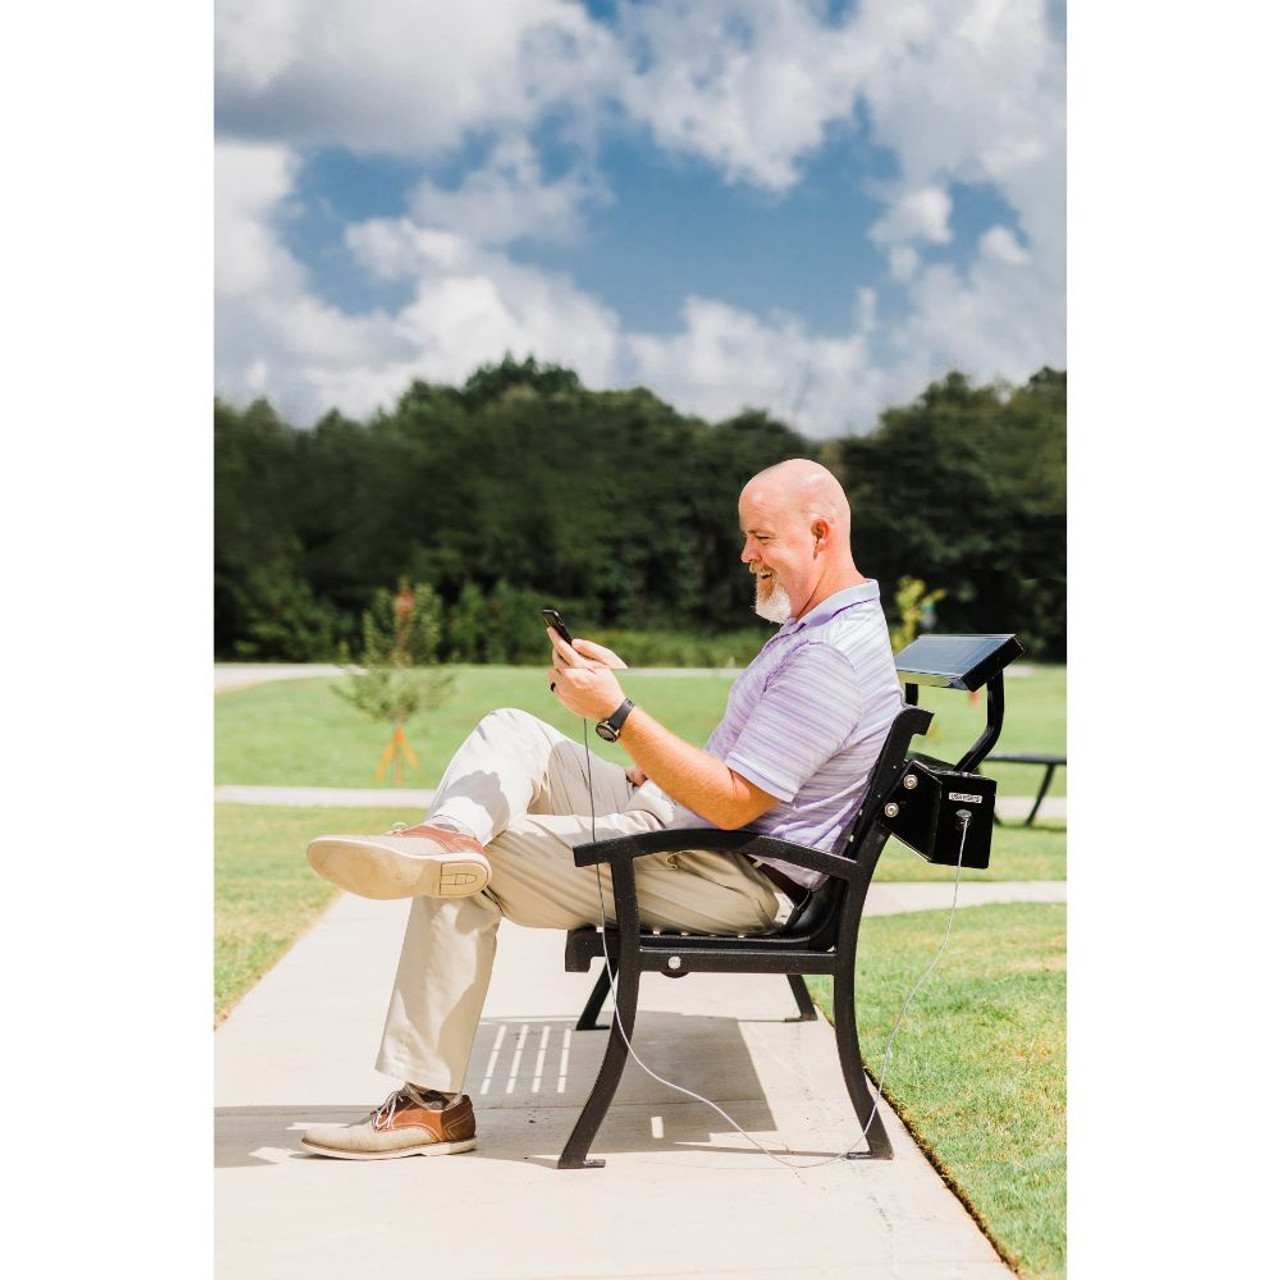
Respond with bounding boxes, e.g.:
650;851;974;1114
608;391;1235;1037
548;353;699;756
215;662;1035;693
214;783;1066;824
216;883;1043;1278
215;663;347;691
214;664;745;692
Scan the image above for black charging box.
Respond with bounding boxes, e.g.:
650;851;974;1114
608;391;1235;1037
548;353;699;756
880;760;996;870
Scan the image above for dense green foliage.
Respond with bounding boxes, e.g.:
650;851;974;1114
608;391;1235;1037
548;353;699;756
841;368;1067;658
215;358;1066;660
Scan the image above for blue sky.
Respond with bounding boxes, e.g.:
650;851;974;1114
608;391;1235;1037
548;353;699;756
215;0;1065;437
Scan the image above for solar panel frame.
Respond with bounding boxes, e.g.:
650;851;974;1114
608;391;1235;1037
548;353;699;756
893;633;1024;691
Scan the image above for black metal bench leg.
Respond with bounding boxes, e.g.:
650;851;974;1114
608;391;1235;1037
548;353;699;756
1025;763;1057;826
558;960;640;1169
576;965;613;1031
833;957;893;1159
787;973;818;1021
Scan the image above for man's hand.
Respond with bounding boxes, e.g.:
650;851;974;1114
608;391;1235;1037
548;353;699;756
545;627;774;826
547;630;627;721
568;637;628;669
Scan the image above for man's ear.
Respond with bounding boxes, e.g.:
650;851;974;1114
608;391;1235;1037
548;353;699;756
811;518;830;552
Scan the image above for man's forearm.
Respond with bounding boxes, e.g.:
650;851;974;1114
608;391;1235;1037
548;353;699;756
544;633;775;827
617;705;774;829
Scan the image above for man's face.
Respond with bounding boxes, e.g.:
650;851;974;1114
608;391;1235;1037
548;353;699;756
738;484;814;624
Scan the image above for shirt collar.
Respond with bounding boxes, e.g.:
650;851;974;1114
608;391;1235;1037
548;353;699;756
781;579;881;634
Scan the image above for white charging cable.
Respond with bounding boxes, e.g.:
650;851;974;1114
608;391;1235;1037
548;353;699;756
578;721;972;1169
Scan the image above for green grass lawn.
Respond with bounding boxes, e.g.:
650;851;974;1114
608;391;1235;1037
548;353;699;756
215;667;735;788
880;821;1064;882
214;804;420;1024
215;662;1066;796
807;902;1066;1280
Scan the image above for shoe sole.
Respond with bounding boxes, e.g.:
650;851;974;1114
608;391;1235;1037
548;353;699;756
306;838;490;900
300;1136;476;1160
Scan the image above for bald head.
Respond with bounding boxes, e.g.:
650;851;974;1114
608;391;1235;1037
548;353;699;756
742;459;851;543
738;459;863;621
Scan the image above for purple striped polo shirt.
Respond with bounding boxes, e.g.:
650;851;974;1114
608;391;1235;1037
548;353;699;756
669;580;902;890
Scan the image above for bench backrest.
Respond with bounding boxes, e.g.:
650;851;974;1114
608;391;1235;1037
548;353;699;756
777;633;1022;938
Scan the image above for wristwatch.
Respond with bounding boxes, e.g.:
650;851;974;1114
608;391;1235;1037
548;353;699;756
595;698;635;743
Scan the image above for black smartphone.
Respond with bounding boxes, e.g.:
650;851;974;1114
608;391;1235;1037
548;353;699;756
541;608;573;645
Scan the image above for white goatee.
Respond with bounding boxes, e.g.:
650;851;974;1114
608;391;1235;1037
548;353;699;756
753;578;793;625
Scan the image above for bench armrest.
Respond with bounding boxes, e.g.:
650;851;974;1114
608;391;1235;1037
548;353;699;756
572;827;862;885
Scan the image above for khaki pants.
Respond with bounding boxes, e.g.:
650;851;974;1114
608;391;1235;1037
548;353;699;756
375;708;786;1091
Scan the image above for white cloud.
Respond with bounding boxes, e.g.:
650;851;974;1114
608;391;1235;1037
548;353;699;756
619;1;1064;260
348;222;470;277
214;0;622;155
216;0;304;96
625;296;886;435
870;186;953;247
379;233;622;391
884;256;1061;398
979;224;1031;265
408;136;609;246
216;142;391;419
856;0;1065;262
615;0;870;191
215;134;1060;437
609;0;1064;417
619;240;1061;439
214;142;304;298
216;145;622;423
888;245;921;282
214;0;1065;436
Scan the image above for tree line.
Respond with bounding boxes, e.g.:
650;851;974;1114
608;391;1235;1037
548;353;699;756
215;358;1066;662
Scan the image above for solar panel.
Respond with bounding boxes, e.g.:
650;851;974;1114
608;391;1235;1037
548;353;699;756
894;633;1024;691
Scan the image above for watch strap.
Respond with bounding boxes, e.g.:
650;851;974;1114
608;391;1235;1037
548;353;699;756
596;697;635;741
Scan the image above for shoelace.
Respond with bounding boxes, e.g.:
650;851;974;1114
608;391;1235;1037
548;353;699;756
384;820;476;846
370;1083;443;1131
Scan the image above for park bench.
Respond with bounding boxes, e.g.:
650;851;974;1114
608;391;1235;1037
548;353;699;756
982;752;1066;826
559;632;1025;1169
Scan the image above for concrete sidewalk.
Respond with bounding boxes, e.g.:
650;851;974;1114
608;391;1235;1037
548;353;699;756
214;881;1060;1278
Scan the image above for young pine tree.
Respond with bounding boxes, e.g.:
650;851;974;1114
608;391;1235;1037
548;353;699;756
332;580;454;785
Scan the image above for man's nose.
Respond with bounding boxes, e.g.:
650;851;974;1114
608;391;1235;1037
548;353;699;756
741;543;757;564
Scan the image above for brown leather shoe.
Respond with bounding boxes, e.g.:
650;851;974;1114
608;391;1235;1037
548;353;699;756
300;1086;476;1160
306;823;491;900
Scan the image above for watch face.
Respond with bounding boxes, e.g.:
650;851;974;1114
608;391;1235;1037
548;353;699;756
595;698;632;743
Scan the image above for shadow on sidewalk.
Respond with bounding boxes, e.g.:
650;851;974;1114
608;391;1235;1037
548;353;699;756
215;1010;846;1169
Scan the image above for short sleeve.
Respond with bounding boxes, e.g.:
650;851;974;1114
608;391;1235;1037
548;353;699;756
721;642;863;801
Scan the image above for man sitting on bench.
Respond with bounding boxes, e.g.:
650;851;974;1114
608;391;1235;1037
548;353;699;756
300;458;903;1161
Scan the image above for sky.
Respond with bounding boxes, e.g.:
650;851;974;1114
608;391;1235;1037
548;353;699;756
214;0;1066;438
